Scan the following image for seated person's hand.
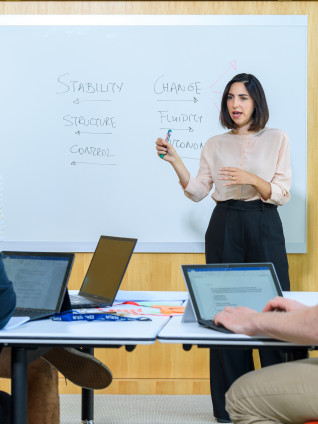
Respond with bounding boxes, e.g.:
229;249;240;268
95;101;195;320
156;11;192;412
262;297;308;313
214;306;259;336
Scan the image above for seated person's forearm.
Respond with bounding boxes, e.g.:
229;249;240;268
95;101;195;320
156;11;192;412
252;308;318;345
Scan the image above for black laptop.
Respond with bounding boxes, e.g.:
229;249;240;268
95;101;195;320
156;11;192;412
2;251;74;321
69;235;137;309
181;263;283;334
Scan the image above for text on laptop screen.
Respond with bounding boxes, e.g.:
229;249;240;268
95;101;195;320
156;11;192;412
188;266;280;320
3;255;70;310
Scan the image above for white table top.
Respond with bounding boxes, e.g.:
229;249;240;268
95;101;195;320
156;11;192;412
0;290;187;346
158;315;303;347
0;290;176;347
0;315;170;346
158;292;318;347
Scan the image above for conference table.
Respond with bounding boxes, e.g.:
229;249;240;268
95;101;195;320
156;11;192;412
0;290;317;424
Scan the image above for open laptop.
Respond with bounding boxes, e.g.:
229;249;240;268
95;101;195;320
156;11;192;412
2;251;74;321
69;235;137;309
181;263;283;334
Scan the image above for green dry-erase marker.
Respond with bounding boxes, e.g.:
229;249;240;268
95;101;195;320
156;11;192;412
160;129;172;158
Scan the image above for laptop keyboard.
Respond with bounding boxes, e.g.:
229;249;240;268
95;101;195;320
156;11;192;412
14;308;50;318
199;319;234;334
69;294;108;309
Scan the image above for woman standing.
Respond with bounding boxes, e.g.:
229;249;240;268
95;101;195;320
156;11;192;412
156;73;292;422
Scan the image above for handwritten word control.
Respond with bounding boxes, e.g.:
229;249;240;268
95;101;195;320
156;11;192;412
70;145;114;157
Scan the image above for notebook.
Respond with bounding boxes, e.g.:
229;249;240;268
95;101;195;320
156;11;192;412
2;251;74;321
181;263;283;334
70;235;137;309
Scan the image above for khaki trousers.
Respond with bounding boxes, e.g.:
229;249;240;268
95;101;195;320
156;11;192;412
226;357;318;424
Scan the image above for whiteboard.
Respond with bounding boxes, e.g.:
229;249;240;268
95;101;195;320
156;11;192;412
0;15;307;253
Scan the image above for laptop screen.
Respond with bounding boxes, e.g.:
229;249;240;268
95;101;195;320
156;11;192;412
80;236;137;304
182;263;282;321
2;252;74;311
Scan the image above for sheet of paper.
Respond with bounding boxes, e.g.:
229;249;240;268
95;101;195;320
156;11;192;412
137;301;184;307
115;290;188;302
3;316;30;330
73;302;185;317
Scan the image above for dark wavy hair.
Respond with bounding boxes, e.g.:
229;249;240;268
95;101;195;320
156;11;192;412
219;73;269;132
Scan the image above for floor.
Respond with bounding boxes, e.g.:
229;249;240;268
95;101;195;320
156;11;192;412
60;394;221;423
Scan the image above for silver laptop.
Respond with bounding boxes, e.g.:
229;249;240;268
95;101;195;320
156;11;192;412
2;251;74;321
181;263;283;334
70;235;137;309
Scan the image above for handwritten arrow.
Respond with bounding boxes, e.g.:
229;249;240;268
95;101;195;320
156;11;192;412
157;97;198;103
160;127;194;132
73;98;112;104
230;59;237;70
210;60;238;88
75;131;112;135
71;161;116;166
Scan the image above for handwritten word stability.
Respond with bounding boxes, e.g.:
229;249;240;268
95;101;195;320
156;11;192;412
56;73;124;94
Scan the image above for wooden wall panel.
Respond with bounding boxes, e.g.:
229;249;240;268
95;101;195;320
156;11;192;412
0;0;316;395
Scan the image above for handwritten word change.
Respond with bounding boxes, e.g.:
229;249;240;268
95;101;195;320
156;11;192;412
154;75;201;95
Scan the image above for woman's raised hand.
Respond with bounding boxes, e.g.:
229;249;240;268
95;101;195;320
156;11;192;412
156;137;179;163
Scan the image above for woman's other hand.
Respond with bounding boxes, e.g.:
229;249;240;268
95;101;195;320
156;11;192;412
218;167;257;186
218;167;271;200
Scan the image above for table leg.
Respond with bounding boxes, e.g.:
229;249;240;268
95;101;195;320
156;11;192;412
81;387;94;424
81;347;94;424
11;347;28;424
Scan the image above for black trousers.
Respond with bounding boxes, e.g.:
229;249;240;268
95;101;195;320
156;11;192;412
205;200;290;421
0;391;11;424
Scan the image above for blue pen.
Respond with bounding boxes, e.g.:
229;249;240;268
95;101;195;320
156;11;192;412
160;129;172;158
